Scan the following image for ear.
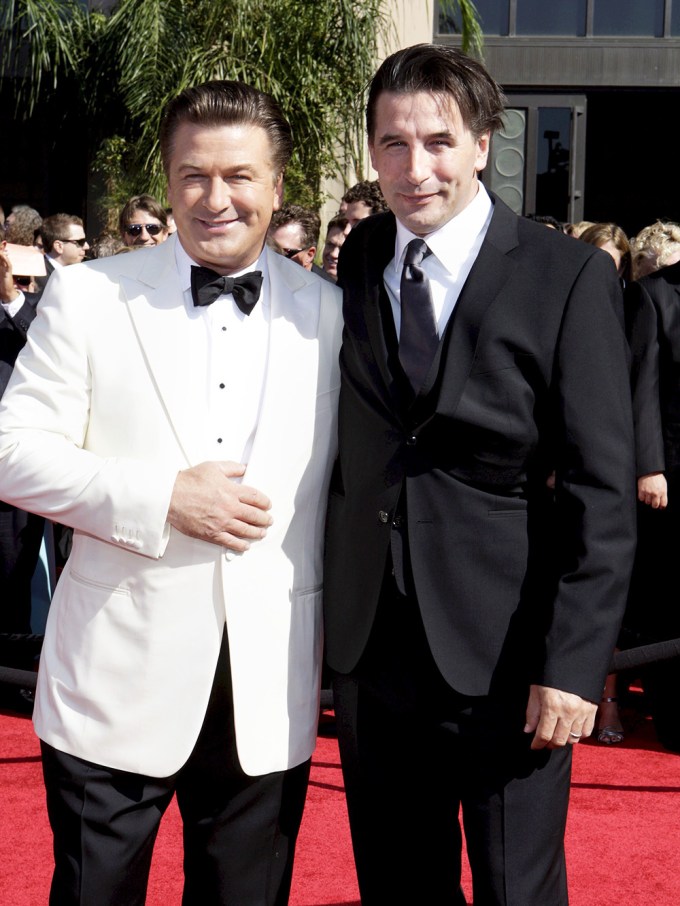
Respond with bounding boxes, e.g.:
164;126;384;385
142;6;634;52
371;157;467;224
303;246;316;267
368;141;377;173
475;132;491;173
273;175;284;211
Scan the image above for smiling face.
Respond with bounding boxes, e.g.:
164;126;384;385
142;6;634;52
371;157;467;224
166;121;283;275
369;90;489;237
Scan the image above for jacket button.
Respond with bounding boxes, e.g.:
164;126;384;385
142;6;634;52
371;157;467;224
406;435;417;446
392;515;403;528
378;510;390;523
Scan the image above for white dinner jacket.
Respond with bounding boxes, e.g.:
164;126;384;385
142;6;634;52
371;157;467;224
0;236;342;777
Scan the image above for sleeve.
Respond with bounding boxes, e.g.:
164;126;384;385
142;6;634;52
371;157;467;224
0;266;178;559
624;280;665;477
542;251;637;701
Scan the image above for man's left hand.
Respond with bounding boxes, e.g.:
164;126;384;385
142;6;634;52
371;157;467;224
524;684;597;750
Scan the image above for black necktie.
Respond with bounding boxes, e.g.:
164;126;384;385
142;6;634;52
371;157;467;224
190;265;263;315
398;238;438;393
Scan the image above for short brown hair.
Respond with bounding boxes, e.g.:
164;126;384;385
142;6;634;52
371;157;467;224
160;80;293;179
367;44;506;141
39;213;85;254
118;195;168;239
270;203;320;249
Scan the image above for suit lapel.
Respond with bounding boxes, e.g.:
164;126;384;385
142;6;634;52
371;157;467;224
121;236;209;466
412;195;520;422
244;249;323;484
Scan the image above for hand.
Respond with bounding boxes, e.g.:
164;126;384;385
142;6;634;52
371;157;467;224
524;684;597;750
637;472;668;509
0;241;20;304
167;461;272;552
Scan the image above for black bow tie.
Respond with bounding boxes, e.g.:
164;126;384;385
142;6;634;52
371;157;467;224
190;265;263;315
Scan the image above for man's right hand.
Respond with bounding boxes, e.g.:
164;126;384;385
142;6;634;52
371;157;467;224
167;461;272;551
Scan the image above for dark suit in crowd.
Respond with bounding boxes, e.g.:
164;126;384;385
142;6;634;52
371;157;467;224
0;291;44;639
625;260;680;751
323;44;636;905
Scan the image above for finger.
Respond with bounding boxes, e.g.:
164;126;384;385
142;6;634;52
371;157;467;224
213;531;252;553
223;517;269;540
238;485;272;512
218;461;247;478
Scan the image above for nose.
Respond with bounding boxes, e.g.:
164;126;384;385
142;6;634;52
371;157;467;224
204;177;231;212
405;145;431;187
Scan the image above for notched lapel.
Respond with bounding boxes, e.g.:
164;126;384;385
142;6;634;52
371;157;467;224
413;200;520;421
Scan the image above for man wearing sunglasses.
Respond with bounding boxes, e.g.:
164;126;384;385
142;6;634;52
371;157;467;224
119;194;169;248
39;213;90;272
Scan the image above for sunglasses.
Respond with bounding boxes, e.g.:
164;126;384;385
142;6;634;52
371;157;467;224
59;237;88;248
281;246;308;259
125;223;164;238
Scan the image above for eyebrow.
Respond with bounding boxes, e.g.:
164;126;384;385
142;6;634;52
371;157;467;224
376;130;454;147
176;162;258;173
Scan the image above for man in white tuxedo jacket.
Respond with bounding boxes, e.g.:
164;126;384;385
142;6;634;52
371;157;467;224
0;81;342;906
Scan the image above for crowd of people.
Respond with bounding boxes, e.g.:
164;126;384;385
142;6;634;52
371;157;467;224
0;40;678;906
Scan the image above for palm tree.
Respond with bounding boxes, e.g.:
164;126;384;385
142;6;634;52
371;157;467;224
1;0;483;220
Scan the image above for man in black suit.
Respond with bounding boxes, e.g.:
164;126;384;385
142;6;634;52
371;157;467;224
323;44;637;904
625;262;680;751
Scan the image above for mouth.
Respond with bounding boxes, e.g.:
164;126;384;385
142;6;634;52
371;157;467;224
400;192;438;206
197;217;239;234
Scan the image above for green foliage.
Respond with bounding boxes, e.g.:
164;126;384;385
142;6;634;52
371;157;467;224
1;0;483;223
439;0;484;57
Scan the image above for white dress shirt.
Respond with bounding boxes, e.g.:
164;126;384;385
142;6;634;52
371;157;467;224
384;181;494;338
175;240;270;473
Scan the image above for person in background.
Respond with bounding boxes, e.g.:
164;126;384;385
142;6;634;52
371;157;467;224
630;220;680;280
340;179;389;227
579;221;633;287
4;206;42;248
321;214;351;282
38;214;90;272
323;43;636;905
165;207;177;234
0;241;46;705
119;194;169;248
268;203;331;280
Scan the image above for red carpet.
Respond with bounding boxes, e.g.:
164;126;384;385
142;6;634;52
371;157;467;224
1;707;679;905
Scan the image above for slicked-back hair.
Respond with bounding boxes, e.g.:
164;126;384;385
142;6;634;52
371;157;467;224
160;80;293;180
367;44;506;141
39;213;84;254
270;203;320;249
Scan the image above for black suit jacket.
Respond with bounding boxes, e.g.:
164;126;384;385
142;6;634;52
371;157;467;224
323;197;637;702
624;261;680;476
1;292;41;396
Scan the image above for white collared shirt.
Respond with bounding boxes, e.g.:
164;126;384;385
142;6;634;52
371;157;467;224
384;181;493;337
175;239;270;472
1;294;25;318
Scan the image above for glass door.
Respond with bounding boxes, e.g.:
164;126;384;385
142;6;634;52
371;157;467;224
485;95;587;224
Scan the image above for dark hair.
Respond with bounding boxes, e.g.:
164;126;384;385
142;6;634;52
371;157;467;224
325;214;350;237
367;44;506;141
39;213;85;253
118;194;168;239
270;203;320;248
525;213;564;231
160;80;293;179
341;180;388;215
